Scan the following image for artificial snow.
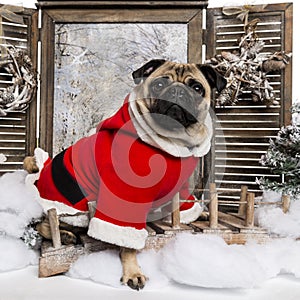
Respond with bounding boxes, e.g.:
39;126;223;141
68;198;300;289
0;236;38;272
0;171;43;238
255;201;300;238
68;233;300;289
0;171;43;272
68;249;170;290
162;234;300;288
0;153;7;163
1;169;300;289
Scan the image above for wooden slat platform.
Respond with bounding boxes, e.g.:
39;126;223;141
38;209;273;278
143;212;271;250
39;187;289;278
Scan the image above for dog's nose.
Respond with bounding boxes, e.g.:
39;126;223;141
168;86;186;99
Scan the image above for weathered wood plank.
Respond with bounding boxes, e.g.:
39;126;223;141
238;185;248;216
191;221;232;233
37;1;208;8
171;193;180;229
209;183;218;229
39;242;84;278
245;193;255;228
48;208;61;248
45;8;201;23
222;233;272;245
218;211;268;234
38;11;55;155
188;10;202;63
148;221;193;235
218;211;251;231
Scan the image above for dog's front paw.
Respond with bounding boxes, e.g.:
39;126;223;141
119;247;148;290
121;272;147;291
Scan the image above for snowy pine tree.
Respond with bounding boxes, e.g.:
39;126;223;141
259;103;300;199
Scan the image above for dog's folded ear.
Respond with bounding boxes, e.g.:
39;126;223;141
197;64;227;93
132;59;166;84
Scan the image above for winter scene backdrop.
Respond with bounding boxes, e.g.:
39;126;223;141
53;23;187;155
0;0;300;299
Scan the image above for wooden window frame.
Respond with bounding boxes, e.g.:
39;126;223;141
25;9;39;155
37;0;208;156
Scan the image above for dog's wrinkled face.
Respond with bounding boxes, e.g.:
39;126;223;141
132;59;227;131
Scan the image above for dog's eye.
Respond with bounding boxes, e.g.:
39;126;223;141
151;79;167;93
191;83;204;95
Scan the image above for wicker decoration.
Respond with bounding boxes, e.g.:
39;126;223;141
0;46;36;116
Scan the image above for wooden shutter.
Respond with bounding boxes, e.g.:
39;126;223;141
205;3;293;204
0;7;38;175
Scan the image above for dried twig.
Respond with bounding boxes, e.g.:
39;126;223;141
207;19;292;107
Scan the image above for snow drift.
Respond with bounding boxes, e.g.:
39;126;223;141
68;234;300;289
0;171;42;272
1;169;300;289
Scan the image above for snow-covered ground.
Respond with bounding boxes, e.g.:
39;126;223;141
1;266;300;300
1;170;300;299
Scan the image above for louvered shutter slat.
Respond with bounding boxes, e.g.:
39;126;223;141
206;4;292;203
0;7;37;175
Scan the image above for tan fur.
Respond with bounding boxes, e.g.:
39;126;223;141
121;62;212;289
36;218;77;245
120;248;147;290
23;156;39;174
136;61;212;108
133;62;212;149
23;61;222;290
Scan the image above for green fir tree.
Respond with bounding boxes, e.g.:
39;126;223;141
258;103;300;198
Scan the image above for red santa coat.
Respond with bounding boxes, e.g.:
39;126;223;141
31;95;202;249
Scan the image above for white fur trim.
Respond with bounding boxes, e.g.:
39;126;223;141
60;214;89;228
180;202;203;224
37;197;89;227
161;202;203;224
88;217;148;250
129;92;212;158
34;147;50;169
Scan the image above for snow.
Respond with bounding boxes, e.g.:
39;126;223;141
68;249;170;290
0;153;7;163
68;234;300;290
1;266;299;300
0;171;43;238
0;171;42;272
0;169;300;293
0;236;38;272
256;201;300;238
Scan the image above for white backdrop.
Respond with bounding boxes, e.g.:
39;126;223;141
1;0;298;101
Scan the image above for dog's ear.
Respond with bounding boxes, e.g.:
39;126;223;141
132;59;166;84
197;64;227;93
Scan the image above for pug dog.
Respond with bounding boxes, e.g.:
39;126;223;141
24;59;226;290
